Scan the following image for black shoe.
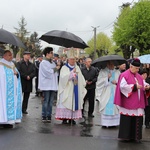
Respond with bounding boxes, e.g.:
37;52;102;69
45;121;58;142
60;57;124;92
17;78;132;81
69;120;76;125
42;117;47;123
3;124;13;128
88;114;94;118
22;111;28;114
47;116;51;123
62;119;68;124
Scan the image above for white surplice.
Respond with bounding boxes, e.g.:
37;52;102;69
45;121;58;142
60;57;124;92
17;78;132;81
118;77;146;116
0;59;22;124
95;68;120;126
55;64;87;119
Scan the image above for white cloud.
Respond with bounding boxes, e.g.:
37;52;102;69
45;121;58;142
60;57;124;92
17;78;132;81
0;0;138;50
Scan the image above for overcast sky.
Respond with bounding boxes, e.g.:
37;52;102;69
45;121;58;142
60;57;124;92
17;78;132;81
0;0;138;51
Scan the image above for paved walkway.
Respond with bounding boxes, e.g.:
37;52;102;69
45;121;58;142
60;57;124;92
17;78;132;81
0;93;150;150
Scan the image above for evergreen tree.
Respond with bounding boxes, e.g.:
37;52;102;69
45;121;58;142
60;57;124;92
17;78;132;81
14;16;42;58
14;16;30;41
29;32;42;57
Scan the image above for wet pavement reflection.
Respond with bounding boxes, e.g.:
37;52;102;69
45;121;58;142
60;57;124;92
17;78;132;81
20;95;125;139
1;94;150;150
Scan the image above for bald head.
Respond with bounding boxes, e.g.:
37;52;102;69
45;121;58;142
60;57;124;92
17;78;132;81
85;58;92;68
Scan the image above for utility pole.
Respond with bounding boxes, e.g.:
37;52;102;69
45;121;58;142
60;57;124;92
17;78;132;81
91;26;100;60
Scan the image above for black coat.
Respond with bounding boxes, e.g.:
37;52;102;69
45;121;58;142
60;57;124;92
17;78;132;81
81;66;98;89
146;77;150;105
35;60;40;77
17;60;36;92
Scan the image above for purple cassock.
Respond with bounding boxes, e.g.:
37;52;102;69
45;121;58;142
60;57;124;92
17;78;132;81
114;69;147;109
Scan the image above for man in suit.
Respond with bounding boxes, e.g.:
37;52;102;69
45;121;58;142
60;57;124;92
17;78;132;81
17;51;36;114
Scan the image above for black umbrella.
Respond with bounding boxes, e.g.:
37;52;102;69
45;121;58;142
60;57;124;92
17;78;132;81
0;28;26;49
40;30;88;49
0;47;4;56
92;55;126;69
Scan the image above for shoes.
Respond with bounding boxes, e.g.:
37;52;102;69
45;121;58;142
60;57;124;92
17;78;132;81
146;125;150;129
88;114;94;118
22;111;28;114
47;116;51;123
68;120;76;125
62;119;68;124
42;117;47;123
3;124;13;129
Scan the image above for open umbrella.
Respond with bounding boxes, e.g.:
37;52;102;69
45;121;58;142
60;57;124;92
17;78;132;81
138;54;150;64
0;47;4;56
92;54;126;69
39;30;88;49
0;28;26;49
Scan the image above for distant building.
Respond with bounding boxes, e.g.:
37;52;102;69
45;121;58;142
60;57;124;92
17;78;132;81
57;47;88;58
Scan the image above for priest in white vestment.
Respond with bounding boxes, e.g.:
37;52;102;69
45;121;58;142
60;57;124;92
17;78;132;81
0;50;22;128
55;48;87;125
95;61;120;127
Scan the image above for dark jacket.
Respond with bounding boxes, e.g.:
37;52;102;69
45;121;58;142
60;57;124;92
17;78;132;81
81;66;98;89
146;77;150;105
35;60;40;77
16;59;36;92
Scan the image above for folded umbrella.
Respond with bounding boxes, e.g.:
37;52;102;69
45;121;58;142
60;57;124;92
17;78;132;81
0;47;4;56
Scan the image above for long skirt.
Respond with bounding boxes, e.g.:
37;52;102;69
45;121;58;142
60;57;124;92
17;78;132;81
100;114;120;126
55;92;82;120
118;114;143;141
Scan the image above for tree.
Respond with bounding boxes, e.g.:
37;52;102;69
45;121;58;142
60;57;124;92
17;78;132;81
112;4;132;59
127;0;150;55
28;32;42;57
13;16;30;57
14;16;30;41
14;16;42;58
85;32;113;59
113;0;150;59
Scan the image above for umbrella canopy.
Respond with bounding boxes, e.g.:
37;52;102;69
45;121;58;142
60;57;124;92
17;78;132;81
39;30;88;49
138;54;150;64
0;28;26;49
92;54;126;69
0;47;4;56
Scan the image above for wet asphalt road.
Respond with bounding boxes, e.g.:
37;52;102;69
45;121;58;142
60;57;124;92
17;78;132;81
0;93;150;150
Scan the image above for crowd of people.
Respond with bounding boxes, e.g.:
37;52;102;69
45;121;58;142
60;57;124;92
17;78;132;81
0;47;150;143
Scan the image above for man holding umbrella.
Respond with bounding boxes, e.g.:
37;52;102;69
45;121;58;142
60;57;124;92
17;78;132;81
95;60;120;127
55;48;87;125
38;47;60;123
